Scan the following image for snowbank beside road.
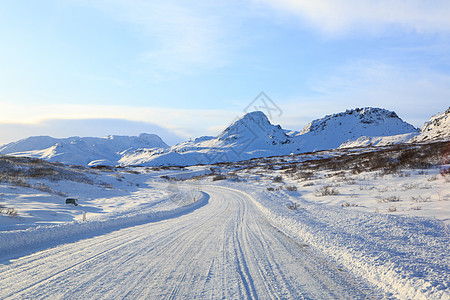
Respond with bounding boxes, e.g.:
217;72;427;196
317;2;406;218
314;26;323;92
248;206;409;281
0;190;208;257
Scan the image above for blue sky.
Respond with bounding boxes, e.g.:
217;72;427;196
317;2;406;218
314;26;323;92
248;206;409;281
1;0;449;145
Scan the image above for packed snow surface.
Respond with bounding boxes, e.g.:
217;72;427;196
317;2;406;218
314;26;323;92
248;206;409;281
0;184;386;299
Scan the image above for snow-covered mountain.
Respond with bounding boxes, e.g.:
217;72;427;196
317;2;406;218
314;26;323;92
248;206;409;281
295;107;418;152
2;107;443;167
410;107;450;143
340;107;450;148
0;134;168;166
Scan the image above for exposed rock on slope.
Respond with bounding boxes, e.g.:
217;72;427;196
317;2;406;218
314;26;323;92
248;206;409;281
411;107;450;143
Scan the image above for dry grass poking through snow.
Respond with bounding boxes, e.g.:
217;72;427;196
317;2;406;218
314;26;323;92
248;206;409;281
0;204;18;217
195;141;449;221
0;156;94;184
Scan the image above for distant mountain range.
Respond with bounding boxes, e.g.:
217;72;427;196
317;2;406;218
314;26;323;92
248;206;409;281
0;134;168;166
1;107;448;166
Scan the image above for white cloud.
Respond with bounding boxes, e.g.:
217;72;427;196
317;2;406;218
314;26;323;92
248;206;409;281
257;0;450;35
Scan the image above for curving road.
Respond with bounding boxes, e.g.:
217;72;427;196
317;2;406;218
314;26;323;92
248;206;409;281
0;185;379;299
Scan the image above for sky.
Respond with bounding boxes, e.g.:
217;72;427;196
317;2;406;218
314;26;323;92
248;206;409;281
0;0;449;145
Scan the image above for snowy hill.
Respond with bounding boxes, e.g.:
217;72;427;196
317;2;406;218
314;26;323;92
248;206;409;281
410;107;450;143
294;107;418;152
0;134;168;166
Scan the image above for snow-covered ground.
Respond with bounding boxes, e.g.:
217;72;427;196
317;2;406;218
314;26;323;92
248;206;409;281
231;160;449;224
0;169;206;231
0;142;448;299
0;163;208;256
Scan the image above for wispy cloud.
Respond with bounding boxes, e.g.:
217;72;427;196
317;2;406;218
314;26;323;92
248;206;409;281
75;0;240;76
257;0;450;35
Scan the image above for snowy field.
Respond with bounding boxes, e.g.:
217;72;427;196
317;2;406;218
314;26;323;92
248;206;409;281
0;142;449;299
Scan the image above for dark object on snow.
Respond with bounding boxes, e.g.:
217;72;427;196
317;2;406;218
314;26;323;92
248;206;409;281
65;198;78;206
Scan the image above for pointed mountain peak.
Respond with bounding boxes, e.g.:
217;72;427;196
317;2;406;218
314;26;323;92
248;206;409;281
220;111;271;137
218;111;289;145
234;111;270;125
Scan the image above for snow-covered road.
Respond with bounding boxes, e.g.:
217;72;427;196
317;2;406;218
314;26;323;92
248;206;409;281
0;186;380;299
